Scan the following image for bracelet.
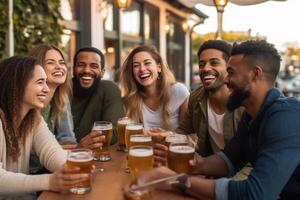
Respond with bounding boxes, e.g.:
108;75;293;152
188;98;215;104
174;174;191;194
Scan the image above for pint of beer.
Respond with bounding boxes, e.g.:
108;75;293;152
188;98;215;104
117;117;132;151
165;134;188;147
125;123;143;151
129;135;152;147
92;121;113;161
66;148;93;194
128;145;154;183
168;142;195;173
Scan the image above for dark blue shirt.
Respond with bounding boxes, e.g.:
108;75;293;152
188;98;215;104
216;88;300;200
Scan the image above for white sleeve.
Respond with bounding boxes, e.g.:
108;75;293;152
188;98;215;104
33;119;67;172
171;82;190;108
0;167;51;195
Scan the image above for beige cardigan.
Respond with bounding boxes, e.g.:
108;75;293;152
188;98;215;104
0;118;67;195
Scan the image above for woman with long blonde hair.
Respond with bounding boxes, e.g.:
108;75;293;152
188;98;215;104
120;45;189;130
29;44;75;144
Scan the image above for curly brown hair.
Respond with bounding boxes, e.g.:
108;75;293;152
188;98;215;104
0;56;41;161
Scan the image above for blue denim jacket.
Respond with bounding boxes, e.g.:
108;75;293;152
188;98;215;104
56;102;77;144
215;88;300;200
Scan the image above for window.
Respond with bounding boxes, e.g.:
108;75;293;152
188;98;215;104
166;11;186;82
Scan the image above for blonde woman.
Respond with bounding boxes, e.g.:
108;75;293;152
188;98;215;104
29;44;75;145
120;45;189;131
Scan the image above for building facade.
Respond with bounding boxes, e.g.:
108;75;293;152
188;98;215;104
60;0;207;87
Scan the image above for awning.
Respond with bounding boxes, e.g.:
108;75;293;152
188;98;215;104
178;0;287;8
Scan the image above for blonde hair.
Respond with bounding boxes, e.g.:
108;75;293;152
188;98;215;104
120;45;176;130
29;44;71;127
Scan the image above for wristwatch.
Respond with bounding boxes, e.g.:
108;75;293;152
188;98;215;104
175;174;191;194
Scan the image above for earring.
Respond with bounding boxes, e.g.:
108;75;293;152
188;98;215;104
157;72;162;80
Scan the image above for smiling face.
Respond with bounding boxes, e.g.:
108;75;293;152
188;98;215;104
22;65;50;111
74;51;102;89
198;49;228;91
44;49;67;87
132;51;161;89
225;54;252;111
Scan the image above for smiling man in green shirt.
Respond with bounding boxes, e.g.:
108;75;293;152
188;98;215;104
71;47;124;145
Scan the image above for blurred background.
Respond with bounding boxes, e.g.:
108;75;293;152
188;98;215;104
1;0;299;97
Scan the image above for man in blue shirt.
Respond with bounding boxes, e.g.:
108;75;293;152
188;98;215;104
138;40;300;200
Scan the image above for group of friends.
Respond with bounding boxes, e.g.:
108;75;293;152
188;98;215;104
0;39;299;200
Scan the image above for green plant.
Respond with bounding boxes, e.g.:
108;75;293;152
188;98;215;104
0;0;8;59
0;0;64;59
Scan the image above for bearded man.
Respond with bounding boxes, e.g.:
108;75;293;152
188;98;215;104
175;40;243;156
71;47;124;145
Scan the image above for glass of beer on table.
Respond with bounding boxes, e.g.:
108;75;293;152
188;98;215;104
168;142;195;173
128;145;154;183
117;117;133;151
92;121;113;161
165;133;188;147
125;123;143;151
66;148;93;194
129;135;152;147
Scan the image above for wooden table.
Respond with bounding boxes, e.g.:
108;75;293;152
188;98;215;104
38;146;195;200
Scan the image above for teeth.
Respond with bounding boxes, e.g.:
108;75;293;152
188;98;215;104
53;72;63;76
203;75;215;80
38;96;46;101
139;74;150;79
81;76;92;80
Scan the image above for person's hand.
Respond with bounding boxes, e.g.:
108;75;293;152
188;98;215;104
189;152;204;174
61;143;78;150
49;164;90;193
78;131;105;150
144;128;173;143
134;167;176;189
153;143;168;167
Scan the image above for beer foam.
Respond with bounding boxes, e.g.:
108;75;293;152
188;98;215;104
93;126;112;131
129;148;153;157
169;145;194;154
68;152;93;162
126;125;143;130
130;136;151;142
166;134;187;143
119;119;132;125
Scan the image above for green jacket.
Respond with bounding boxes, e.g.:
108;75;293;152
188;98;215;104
176;85;244;156
72;80;124;143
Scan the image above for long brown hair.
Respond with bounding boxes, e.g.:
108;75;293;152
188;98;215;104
120;45;176;129
0;56;41;160
29;44;71;127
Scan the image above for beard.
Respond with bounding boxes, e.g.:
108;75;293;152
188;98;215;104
72;76;99;98
227;88;250;112
201;71;225;92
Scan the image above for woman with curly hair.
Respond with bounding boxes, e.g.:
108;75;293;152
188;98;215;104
0;56;89;197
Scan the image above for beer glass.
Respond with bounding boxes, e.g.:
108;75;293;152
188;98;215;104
125;123;143;151
165;134;188;147
129;135;152;147
92;121;113;161
126;189;152;200
117;117;132;151
128;145;154;183
168;142;195;173
66;148;93;194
